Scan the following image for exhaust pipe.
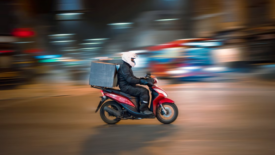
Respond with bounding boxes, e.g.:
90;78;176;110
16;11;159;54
104;106;121;117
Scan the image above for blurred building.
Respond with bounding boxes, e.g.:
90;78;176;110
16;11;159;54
192;0;275;37
101;0;275;55
2;0;275;57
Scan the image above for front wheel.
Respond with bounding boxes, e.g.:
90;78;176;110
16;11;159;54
156;103;178;124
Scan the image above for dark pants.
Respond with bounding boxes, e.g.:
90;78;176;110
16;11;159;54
121;85;149;105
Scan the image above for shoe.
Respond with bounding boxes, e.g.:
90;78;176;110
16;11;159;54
140;103;153;115
140;104;151;113
142;109;153;115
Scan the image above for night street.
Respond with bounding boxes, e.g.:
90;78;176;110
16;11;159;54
1;80;275;155
1;0;275;155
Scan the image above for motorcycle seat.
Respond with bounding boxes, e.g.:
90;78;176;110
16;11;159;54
103;88;136;99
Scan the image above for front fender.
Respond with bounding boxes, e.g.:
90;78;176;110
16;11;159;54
159;98;174;105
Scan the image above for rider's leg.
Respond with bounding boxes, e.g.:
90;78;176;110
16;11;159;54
122;86;152;114
138;87;152;114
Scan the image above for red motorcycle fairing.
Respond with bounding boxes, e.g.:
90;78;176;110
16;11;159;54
104;92;136;107
151;86;164;115
159;98;174;104
151;86;174;115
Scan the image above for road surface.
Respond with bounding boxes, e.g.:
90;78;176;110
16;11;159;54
1;80;275;155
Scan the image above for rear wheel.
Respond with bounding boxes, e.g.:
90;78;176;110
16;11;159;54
156;103;178;124
100;101;121;124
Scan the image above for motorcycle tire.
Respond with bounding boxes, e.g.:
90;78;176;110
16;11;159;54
100;101;122;124
156;103;178;124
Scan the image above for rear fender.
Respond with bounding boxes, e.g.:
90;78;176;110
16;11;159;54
95;96;108;113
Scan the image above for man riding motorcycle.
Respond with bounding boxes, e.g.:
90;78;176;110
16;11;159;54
118;52;154;115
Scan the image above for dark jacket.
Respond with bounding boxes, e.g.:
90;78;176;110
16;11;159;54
118;62;140;91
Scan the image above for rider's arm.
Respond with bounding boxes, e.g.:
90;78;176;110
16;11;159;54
121;64;140;84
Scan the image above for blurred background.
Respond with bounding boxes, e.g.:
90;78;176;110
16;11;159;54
1;0;275;88
1;0;275;155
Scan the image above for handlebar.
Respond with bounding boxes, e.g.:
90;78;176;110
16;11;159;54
145;72;151;78
144;72;154;87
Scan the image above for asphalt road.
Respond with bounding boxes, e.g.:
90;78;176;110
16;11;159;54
1;81;275;155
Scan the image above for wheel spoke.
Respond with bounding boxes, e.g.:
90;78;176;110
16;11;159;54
157;103;178;124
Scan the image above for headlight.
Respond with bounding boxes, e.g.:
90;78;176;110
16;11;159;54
154;88;168;98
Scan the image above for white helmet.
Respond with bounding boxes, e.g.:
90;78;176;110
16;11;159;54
122;52;137;67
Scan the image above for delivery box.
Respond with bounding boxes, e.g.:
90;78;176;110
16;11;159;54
89;61;119;88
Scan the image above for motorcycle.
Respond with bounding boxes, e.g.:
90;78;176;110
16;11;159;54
93;73;178;124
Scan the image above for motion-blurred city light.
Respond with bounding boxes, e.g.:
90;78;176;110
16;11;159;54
81;42;101;45
57;57;71;60
108;23;132;26
51;40;75;43
182;66;201;70
204;67;226;72
0;50;13;53
155;18;179;22
81;47;99;50
39;59;59;63
56;13;83;20
166;69;190;74
49;34;74;37
59;13;82;16
109;23;132;29
24;49;42;54
35;55;62;59
56;57;78;62
15;41;34;44
127;50;147;54
193;13;224;20
85;38;108;41
183;42;222;47
188;48;203;50
12;28;35;38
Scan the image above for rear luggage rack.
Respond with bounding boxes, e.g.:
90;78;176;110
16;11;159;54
90;85;107;90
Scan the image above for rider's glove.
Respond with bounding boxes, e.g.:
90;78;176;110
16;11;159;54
139;78;154;86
